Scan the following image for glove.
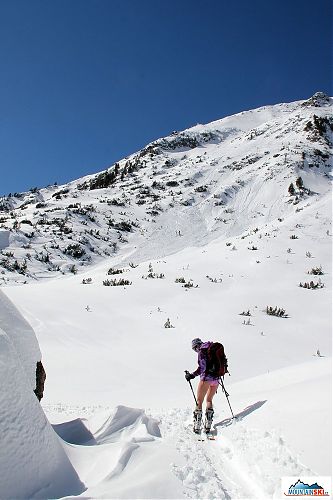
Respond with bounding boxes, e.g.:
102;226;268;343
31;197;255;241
185;371;195;381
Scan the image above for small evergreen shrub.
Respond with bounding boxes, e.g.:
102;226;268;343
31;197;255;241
239;310;251;316
64;244;85;258
142;263;165;279
206;275;222;283
183;280;198;288
151;181;166;190
308;266;323;275
299;280;324;290
164;318;175;328
295;176;304;190
194;185;208;193
266;306;288;318
107;198;126;207
89;168;118;190
288;183;295;196
3;251;14;258
113;221;134;232
52;188;69;199
242;318;252;325
103;278;132;286
35;252;50;263
13;259;28;274
107;267;124;275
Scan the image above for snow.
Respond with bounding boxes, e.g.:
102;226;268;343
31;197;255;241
0;229;9;250
0;93;332;284
0;291;84;499
0;94;331;498
0;289;41;388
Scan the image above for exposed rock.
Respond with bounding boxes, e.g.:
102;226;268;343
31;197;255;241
34;361;46;402
301;92;331;108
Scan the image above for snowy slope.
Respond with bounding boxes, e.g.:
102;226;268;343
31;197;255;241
0;92;331;283
1;93;332;499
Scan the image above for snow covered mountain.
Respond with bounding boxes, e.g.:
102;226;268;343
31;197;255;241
0;92;331;283
1;93;332;499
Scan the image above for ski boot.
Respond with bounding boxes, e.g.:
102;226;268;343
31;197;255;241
193;409;202;434
204;408;214;434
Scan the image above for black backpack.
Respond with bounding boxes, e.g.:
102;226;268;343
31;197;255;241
204;342;228;378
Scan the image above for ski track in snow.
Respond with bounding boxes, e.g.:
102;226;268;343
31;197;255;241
158;408;314;500
44;404;315;499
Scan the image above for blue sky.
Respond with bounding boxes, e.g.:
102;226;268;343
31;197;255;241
0;0;331;196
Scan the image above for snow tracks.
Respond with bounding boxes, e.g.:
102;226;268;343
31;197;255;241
156;408;314;500
44;404;315;499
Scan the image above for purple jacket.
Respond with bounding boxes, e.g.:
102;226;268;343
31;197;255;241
192;341;219;382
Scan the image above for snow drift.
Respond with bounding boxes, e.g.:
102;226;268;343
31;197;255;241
0;290;84;499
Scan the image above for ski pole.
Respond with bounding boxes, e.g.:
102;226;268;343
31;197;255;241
184;370;198;406
219;377;235;419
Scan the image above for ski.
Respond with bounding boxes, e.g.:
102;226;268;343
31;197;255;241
203;425;217;440
192;428;204;440
188;420;217;441
197;433;215;441
188;422;217;441
192;429;216;441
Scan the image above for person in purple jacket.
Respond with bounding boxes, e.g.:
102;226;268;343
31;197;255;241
185;338;219;433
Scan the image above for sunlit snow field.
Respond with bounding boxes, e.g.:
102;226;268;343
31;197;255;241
1;95;331;499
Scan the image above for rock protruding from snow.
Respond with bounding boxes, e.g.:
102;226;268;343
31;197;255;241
301;92;331;108
34;360;47;401
0;291;85;499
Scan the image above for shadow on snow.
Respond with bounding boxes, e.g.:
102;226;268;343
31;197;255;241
214;400;267;429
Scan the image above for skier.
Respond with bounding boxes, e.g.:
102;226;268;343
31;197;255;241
185;338;219;434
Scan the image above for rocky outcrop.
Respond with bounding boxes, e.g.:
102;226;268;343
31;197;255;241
34;361;46;401
301;92;331;108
